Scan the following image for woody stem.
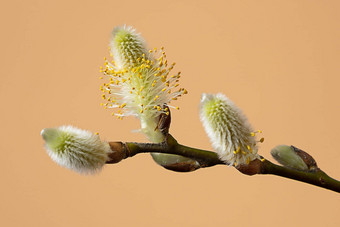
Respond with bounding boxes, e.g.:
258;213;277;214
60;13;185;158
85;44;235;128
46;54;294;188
107;134;340;193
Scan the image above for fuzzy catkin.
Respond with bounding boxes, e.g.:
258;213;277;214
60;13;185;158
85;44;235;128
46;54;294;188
101;25;198;168
41;126;110;174
200;93;259;166
110;25;147;69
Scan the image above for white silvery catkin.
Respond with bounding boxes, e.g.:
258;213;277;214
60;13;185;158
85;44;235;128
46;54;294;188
100;25;198;168
101;25;188;142
110;25;147;70
200;93;261;166
41;125;110;174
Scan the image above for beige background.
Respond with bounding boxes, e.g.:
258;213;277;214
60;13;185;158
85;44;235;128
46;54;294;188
1;0;339;226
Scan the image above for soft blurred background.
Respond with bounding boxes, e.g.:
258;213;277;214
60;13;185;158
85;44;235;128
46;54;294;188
1;0;339;226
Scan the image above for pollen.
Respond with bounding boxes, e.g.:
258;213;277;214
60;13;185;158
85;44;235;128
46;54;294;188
251;130;263;137
100;26;188;122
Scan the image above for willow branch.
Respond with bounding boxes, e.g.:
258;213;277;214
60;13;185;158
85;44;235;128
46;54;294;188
260;160;340;193
106;134;340;193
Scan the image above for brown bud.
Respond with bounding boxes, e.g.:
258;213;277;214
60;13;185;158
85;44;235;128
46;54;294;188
156;105;171;136
106;142;128;164
236;159;263;176
291;146;318;171
162;161;201;172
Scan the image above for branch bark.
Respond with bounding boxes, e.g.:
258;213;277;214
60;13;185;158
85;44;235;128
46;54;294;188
106;134;340;193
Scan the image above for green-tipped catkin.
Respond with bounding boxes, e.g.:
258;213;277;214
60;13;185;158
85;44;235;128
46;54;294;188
41;126;110;174
110;25;147;69
200;93;260;166
101;25;197;170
